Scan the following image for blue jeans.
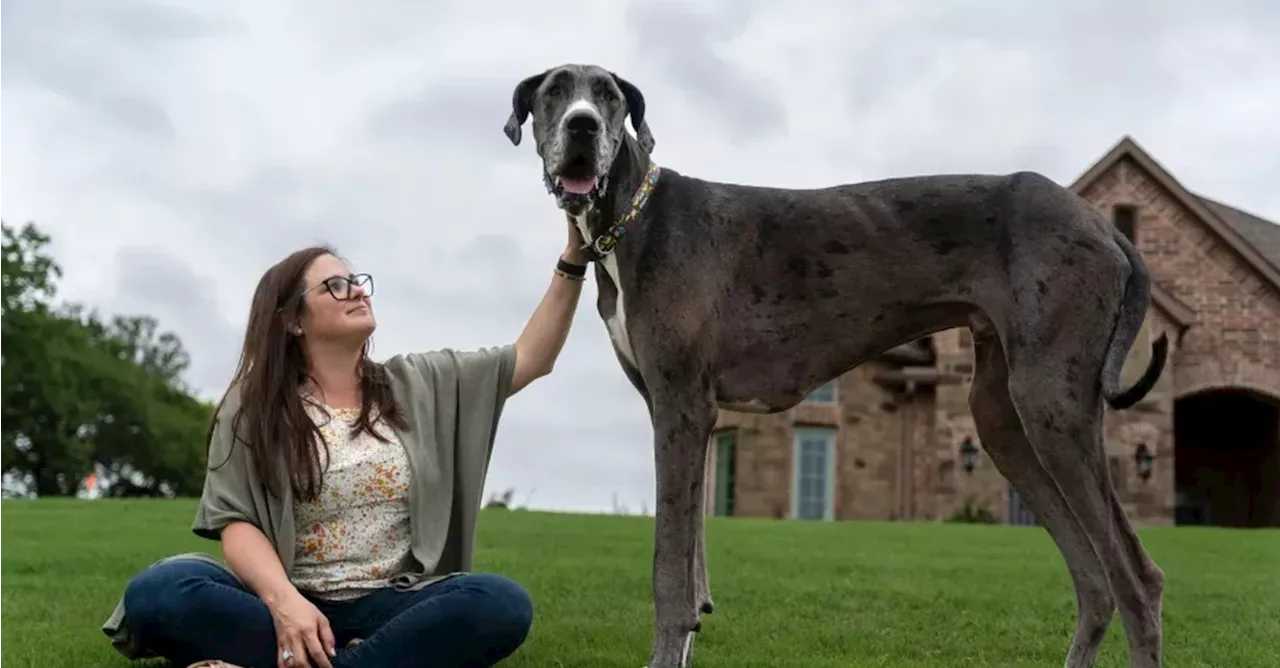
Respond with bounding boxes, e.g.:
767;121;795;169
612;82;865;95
122;558;533;668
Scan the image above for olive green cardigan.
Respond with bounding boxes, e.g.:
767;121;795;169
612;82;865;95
102;345;517;659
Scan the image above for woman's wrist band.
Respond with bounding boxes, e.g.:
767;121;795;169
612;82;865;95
554;268;586;282
556;258;588;278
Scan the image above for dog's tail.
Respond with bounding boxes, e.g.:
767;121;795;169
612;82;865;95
1100;227;1168;411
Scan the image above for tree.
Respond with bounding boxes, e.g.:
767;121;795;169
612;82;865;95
1;310;102;495
88;323;212;493
1;222;98;494
1;222;61;317
1;220;213;497
79;310;192;389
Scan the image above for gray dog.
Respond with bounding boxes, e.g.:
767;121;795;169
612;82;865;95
504;63;1169;668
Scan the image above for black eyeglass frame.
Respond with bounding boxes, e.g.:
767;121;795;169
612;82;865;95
283;273;375;313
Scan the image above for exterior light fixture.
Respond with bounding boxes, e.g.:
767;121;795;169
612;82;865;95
1134;443;1154;482
959;437;980;474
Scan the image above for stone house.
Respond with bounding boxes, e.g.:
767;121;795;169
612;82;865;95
704;136;1280;528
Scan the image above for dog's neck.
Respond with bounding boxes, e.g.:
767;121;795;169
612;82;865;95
573;134;653;254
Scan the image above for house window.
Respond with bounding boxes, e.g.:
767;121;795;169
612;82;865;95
713;430;737;517
804;380;838;404
1113;205;1137;241
792;427;837;520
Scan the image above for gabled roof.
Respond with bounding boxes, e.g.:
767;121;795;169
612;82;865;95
1195;196;1280;271
1068;136;1280;301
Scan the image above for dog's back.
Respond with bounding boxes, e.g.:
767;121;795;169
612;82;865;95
638;169;1117;409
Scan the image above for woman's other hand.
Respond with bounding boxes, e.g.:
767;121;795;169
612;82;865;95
267;588;336;668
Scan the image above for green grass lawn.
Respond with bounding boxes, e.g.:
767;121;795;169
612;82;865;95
2;499;1277;667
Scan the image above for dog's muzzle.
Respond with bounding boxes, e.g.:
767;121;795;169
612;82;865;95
544;110;613;210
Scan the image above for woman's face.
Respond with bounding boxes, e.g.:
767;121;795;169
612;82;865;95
296;253;376;343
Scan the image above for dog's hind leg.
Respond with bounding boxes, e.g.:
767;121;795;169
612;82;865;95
968;323;1115;668
644;378;717;668
1004;330;1164;668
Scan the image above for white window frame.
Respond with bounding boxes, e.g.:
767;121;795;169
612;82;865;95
791;426;837;521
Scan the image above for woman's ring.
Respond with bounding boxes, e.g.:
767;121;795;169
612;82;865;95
281;649;294;663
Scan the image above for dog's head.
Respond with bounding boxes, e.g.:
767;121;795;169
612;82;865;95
503;64;655;216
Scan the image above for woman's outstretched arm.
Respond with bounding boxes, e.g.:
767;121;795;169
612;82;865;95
510;222;588;395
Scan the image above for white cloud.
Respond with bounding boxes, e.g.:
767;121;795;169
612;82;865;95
4;0;1278;512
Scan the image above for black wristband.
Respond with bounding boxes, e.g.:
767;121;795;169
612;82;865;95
556;257;588;277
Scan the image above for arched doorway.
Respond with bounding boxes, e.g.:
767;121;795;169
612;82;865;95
1174;389;1280;527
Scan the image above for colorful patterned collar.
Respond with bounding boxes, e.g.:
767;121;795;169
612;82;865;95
579;162;662;261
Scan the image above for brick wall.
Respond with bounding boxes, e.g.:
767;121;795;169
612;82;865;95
708;409;795;519
708;361;921;520
1102;310;1178;526
1080;157;1280;400
927;328;976;522
832;364;934;521
1079;156;1280;525
921;315;1178;525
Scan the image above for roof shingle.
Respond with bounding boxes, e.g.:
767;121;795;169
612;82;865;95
1196;196;1280;272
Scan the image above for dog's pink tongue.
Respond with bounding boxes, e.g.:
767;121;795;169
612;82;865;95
559;177;597;195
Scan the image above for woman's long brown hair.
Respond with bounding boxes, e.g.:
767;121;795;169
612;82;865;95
207;245;407;502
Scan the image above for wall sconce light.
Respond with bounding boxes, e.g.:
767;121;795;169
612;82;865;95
1133;443;1154;482
959;437;980;474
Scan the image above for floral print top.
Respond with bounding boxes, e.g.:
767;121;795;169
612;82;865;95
291;401;415;601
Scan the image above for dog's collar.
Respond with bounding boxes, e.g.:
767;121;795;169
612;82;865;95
578;161;662;262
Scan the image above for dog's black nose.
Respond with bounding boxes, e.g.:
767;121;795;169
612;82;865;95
566;113;600;136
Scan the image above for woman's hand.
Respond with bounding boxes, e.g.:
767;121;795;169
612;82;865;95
219;523;334;667
267;588;336;668
564;219;588;265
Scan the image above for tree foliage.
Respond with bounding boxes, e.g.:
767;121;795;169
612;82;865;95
1;221;214;497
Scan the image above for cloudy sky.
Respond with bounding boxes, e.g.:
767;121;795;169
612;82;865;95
4;0;1278;513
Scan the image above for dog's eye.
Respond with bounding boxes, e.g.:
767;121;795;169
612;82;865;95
546;83;563;98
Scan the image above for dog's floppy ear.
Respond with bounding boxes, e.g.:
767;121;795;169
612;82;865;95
504;71;548;146
610;72;655;154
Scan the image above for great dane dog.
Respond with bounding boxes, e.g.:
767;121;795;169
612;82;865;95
503;63;1169;668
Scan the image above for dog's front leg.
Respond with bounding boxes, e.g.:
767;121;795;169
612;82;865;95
681;480;712;666
694;486;713;615
645;386;716;668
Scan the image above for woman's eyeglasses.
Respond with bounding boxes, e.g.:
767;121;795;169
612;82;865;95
309;273;374;301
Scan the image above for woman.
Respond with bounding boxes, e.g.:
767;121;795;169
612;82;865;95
110;224;589;668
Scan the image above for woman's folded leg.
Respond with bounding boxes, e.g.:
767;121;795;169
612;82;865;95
335;573;534;668
122;558;278;668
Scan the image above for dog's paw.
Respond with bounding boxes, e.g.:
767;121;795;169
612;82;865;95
647;625;699;668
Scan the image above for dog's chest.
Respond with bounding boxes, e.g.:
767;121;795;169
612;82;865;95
572;214;638;368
